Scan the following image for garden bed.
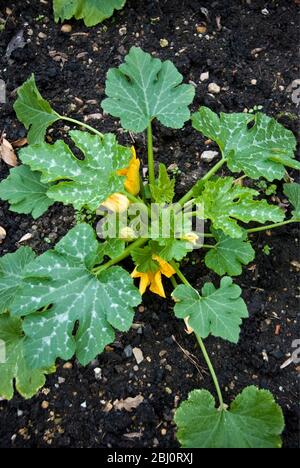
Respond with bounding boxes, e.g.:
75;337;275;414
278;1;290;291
0;0;299;448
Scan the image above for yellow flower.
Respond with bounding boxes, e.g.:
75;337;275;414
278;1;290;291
117;146;140;196
181;232;199;245
101;193;130;213
131;255;176;298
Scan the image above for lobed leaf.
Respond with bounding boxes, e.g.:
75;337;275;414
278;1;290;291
172;277;248;343
192;107;299;181
283;182;300;220
53;0;126;26
10;224;141;368
0;314;55;400
175;386;284;448
205;230;255;276
0;247;36;315
197;176;285;238
102;47;195;132
0;165;54;219
13;75;60;144
19;131;132;211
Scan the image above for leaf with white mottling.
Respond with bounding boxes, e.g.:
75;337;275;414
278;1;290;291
205;230;255;276
284;182;300;220
197;177;284;238
192;107;299;181
11;224;141;368
19;131;132;210
0;314;55;400
172;277;248;343
0;165;54;219
0;247;36;315
102;47;195;132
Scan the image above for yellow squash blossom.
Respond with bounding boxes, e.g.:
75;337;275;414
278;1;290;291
101;147;140;213
181;232;199;245
131;254;176;298
101;193;130;213
117;146;140;196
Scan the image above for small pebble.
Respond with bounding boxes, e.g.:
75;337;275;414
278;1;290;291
124;345;133;358
201;150;219;162
63;362;73;369
41;401;49;409
61;24;72;33
160;38;169;48
200;71;209;82
94;367;102;380
80;401;87;408
208;82;221;94
251;79;257;85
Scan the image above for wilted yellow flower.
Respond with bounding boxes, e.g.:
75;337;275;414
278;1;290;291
131;255;176;298
118;147;140;196
182;232;199;245
101;193;130;213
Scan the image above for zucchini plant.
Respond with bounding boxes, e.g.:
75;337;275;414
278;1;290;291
53;0;127;26
1;47;299;448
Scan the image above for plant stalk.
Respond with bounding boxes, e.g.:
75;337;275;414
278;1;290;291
178;158;226;206
147;122;155;189
247;219;295;234
60;115;104;138
93;237;147;274
170;261;225;409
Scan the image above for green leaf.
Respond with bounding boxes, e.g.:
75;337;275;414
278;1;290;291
53;0;126;26
197;176;284;238
175;386;284;448
192;107;299;181
10;224;141;368
156;238;193;262
102;47;195;132
14;75;60;144
172;277;248;343
99;238;126;260
0;247;36;315
205;230;255;276
283;182;300;220
0;314;55;400
19;131;132;211
0;165;54;219
150;164;175;203
131;245;159;273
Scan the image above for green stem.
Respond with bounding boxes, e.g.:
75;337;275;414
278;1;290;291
170;261;224;409
60;115;104;138
247;219;294;234
93;237;147;274
147;122;155;189
202;244;215;249
196;333;224;409
178;159;226;206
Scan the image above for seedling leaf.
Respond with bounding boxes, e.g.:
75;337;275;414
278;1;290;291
150;164;175;203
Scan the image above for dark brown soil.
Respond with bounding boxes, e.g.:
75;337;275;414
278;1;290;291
0;0;299;449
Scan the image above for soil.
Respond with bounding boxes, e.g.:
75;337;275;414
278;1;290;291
0;0;299;449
